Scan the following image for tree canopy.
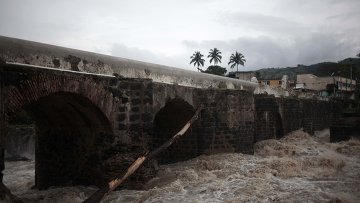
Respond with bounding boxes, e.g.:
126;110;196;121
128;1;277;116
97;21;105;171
228;51;246;72
208;48;222;65
203;65;227;76
190;51;205;72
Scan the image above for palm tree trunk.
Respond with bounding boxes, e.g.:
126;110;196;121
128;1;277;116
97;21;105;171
236;64;239;72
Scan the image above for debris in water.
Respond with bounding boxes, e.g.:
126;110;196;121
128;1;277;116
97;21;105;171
2;129;360;202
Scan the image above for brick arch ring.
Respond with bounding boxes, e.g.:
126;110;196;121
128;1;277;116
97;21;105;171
4;73;118;129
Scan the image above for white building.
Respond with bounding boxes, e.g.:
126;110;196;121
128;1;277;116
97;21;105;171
296;74;356;92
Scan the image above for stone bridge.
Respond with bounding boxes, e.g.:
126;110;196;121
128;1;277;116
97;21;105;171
0;36;341;190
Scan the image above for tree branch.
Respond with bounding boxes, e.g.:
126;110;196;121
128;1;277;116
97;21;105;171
83;106;203;203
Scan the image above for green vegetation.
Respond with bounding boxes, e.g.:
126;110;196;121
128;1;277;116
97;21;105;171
190;51;205;72
190;49;246;76
228;51;246;72
255;58;360;81
208;48;222;65
190;49;360;81
203;65;227;76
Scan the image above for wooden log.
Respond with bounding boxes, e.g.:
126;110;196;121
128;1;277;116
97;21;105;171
83;106;202;203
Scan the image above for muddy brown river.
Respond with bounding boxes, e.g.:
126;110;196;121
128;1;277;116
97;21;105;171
2;130;360;202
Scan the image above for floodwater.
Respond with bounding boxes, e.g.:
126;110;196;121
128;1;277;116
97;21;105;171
2;129;360;203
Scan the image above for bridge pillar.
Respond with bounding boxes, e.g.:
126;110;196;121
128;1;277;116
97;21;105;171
0;59;6;196
0;149;3;182
0;60;5;183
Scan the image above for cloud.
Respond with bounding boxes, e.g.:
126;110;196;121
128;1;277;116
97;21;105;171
110;44;162;63
0;0;359;71
183;32;360;70
183;37;291;70
110;43;192;70
218;12;307;36
326;11;360;21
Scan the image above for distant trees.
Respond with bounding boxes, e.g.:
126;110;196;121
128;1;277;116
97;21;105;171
255;71;260;79
357;53;360;57
190;49;246;75
190;51;205;72
208;48;222;65
203;65;227;76
228;51;246;72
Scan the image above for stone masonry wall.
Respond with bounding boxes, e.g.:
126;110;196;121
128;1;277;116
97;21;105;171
151;83;199;163
0;64;157;188
276;98;303;135
254;95;282;142
107;77;153;147
330;99;359;142
254;95;342;142
102;77;157;188
195;89;255;155
1;62;345;190
151;84;255;163
300;99;334;134
278;98;341;135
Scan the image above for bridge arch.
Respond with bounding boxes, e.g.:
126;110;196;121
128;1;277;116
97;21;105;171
3;73;117;189
274;113;284;139
152;97;199;164
4;73;116;122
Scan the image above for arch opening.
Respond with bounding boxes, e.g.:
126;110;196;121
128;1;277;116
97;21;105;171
152;97;198;164
275;113;284;139
3;110;35;194
4;92;113;190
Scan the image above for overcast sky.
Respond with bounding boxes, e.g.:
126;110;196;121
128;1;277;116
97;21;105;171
1;0;359;71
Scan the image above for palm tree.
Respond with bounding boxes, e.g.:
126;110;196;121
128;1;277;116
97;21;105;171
190;51;205;72
228;51;246;72
208;48;222;65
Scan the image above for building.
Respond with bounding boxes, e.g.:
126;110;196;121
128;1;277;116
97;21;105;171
258;78;283;88
228;71;255;81
296;74;356;92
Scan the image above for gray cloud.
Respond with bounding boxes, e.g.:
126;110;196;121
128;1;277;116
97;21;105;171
110;43;191;70
326;11;360;21
0;0;359;71
111;44;163;64
218;12;307;36
183;31;360;70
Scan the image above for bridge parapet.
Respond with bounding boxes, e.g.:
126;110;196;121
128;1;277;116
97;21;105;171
0;36;257;91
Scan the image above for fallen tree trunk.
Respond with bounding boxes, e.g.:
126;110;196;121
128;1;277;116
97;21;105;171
83;106;202;203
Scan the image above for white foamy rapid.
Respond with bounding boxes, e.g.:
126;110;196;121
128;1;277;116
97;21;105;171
2;129;360;203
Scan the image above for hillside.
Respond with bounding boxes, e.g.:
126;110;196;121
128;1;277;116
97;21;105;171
255;58;360;81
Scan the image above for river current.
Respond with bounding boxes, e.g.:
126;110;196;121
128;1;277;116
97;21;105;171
2;129;360;202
